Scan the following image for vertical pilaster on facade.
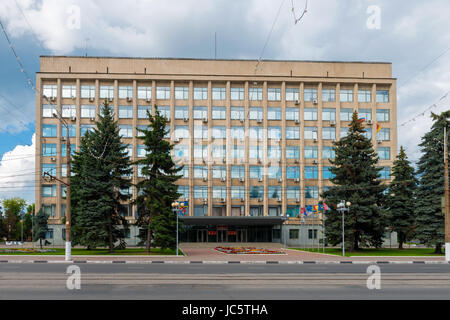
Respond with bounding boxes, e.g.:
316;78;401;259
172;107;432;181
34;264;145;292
281;81;287;216
35;76;42;214
113;79;118;121
262;81;268;216
225;81;231;217
317;82;323;195
95;79;99;118
244;81;250;216
75;78;81;149
390;81;398;159
207;81;213;216
188;80;194;216
55;78;62;222
132;79;138;219
299;82;305;209
371;83;377;147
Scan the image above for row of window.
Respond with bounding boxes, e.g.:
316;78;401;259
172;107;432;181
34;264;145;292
42;104;391;122
43;84;390;103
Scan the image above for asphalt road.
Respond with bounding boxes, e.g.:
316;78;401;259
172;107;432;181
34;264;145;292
1;263;450;300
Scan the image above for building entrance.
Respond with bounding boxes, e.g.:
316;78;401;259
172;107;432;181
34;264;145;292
196;229;208;242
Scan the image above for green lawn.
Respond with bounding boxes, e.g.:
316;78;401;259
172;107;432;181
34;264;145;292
0;247;184;256
291;248;445;257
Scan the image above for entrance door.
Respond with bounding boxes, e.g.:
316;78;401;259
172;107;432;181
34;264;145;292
217;230;228;243
197;229;208;242
236;229;247;242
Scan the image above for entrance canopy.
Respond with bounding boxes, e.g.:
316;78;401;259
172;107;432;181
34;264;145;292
180;216;284;226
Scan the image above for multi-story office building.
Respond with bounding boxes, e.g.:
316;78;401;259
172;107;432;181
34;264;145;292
36;56;397;245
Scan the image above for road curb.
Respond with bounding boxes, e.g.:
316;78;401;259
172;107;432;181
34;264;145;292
0;260;448;264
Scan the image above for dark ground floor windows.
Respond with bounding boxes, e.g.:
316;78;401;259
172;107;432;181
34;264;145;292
181;225;276;242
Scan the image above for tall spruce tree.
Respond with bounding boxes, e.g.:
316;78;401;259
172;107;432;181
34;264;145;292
71;101;131;252
32;208;48;249
322;111;388;251
135;105;182;253
386;146;417;249
415;110;450;254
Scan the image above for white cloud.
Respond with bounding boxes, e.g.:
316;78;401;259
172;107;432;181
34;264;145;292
0;94;34;133
0;134;35;204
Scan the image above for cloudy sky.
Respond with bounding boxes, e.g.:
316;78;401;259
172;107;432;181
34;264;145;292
0;0;449;203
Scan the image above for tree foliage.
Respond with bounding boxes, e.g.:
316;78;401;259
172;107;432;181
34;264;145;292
322;111;388;251
33;208;48;249
1;198;26;240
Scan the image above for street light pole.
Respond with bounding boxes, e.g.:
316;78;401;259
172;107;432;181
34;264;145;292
172;202;180;256
337;200;351;257
444;125;450;262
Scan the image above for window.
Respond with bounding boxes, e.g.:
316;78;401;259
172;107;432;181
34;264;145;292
379;167;391;180
194;87;208;100
249;87;263;101
61;205;66;217
305;186;319;199
61;164;67;177
175;86;189;100
286;88;299;101
80;125;94;136
287;206;300;218
194;186;208;198
268;146;281;159
194;205;208;216
363;128;372;139
289;229;299;239
308;229;318;239
194;125;208;140
322;108;336;121
340;89;353;102
137;164;146;178
137;145;147;158
118;105;133;118
231;107;245;120
119;125;133;138
286;146;300;159
377;147;390;160
42;204;56;217
193;106;208;120
340;108;354;121
62;105;76;118
46;228;54;239
287;186;300;199
62;85;76;98
61;125;76;138
43;124;57;137
268;186;281;199
193;166;208;179
178;185;189;198
212;166;226;179
137;106;151;119
248;127;262;141
267;166;281;179
304;88;318;102
376;109;390;122
377;128;390;141
211;145;226;158
231;186;245;199
194;145;208;159
61;144;75;157
230;127;245;140
249;107;263;120
267;88;281;101
42;163;57;177
304;146;318;159
286;108;299;121
43;84;57;98
322;146;335;159
358;89;371;102
305;166;318;179
268;107;281;120
213;186;227;199
250;186;264;199
358;108;372;121
231;146;245;159
340;127;349;138
81;105;96;118
119;204;133;217
304;127;318;140
157;106;170;119
42;185;57;197
267;127;281;140
212;107;226;120
212;126;226;139
123;144;133;157
231;87;244;100
322;127;336;140
212;87;226;100
156;86;170;99
174;126;190;139
287;166;300;179
304;108;318;121
137;86;152;100
100;85;114;99
249;145;263;159
376;90;389;103
42;104;57;118
250;166;263;179
286;127;300;140
322;88;335;102
175;106;189;119
119;86;133;99
323;167;335;179
173;145;189;159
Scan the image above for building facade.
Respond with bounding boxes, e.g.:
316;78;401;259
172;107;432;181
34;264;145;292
35;56;397;246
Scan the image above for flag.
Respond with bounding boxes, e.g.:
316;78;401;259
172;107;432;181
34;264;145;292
318;204;324;211
313;205;318;213
376;122;381;133
306;205;313;215
323;202;329;211
300;207;306;216
357;117;366;124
